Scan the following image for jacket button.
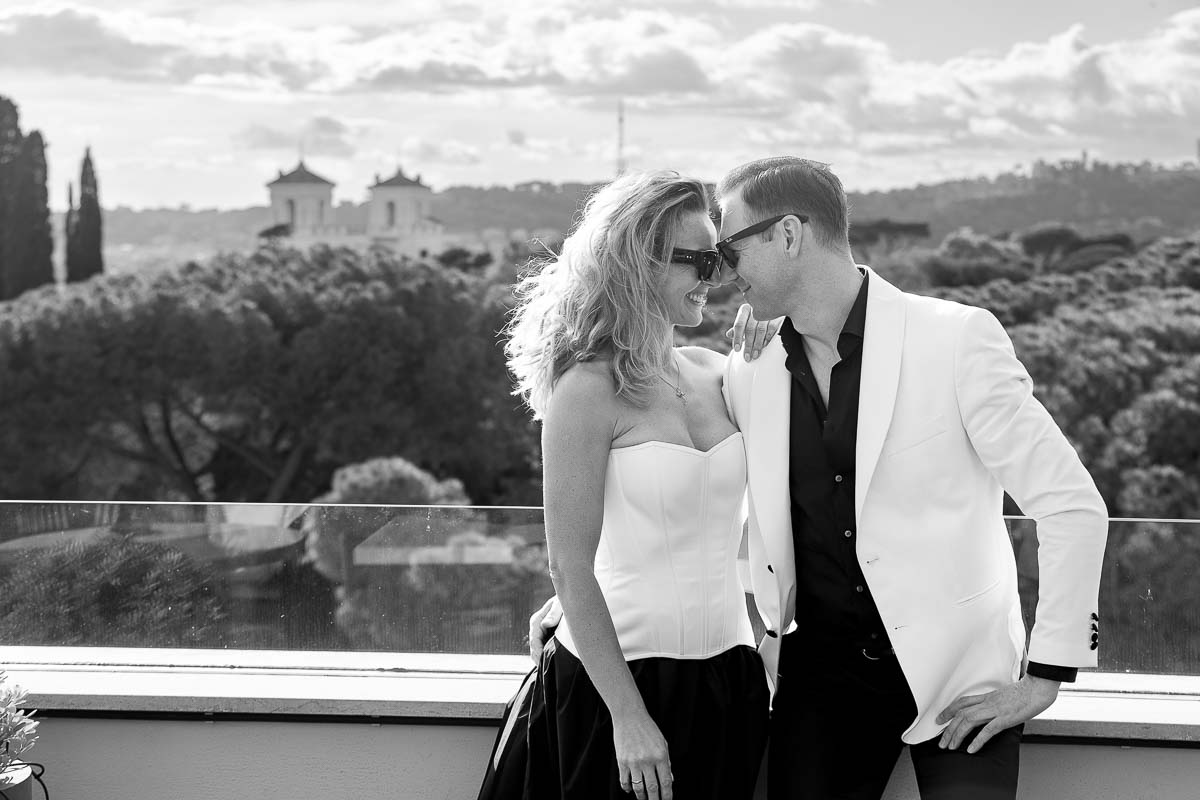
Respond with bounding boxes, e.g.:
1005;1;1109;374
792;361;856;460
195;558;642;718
834;474;844;483
766;630;778;638
844;530;853;538
1090;641;1099;651
855;585;864;593
1091;632;1099;643
1091;612;1100;621
767;564;774;573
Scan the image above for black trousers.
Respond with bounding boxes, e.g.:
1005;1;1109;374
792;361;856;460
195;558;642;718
768;633;1022;800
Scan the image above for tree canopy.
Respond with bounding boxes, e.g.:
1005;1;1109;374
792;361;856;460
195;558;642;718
0;244;540;506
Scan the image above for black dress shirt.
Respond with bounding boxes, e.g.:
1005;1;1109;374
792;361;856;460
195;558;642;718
780;272;1076;682
781;272;886;649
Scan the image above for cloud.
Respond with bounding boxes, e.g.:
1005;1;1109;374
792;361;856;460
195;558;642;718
0;8;176;79
8;1;1200;179
574;50;712;96
503;135;581;163
543;11;721;97
361;61;560;92
398;136;482;165
0;6;329;91
723;13;1200;158
235;116;357;158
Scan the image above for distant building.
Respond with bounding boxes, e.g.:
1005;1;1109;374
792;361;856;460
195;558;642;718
263;161;446;257
366;168;445;255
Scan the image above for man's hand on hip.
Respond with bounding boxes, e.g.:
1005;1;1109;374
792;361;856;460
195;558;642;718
936;674;1060;754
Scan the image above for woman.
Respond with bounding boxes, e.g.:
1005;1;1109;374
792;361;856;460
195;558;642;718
478;170;769;800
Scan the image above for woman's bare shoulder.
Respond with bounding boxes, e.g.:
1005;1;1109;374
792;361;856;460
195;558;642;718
675;345;728;375
550;360;618;408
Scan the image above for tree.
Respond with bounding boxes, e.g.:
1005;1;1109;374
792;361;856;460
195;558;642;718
0;245;541;506
436;246;493;273
65;182;80;279
0;131;53;300
65;147;103;282
0;534;226;647
0;96;24;300
1052;243;1130;274
304;455;471;587
914;227;1033;288
1018;222;1083;269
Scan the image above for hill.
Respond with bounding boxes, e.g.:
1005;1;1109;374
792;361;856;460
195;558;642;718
85;158;1200;273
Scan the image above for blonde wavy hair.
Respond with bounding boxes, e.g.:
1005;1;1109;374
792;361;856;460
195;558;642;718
505;170;710;419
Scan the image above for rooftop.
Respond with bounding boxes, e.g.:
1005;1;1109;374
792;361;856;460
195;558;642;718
371;167;429;189
266;161;336;187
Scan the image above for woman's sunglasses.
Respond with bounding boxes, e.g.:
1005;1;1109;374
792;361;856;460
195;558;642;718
670;248;725;283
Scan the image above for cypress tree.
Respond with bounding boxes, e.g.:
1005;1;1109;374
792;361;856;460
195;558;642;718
0;96;23;300
2;130;54;299
67;147;103;281
65;181;82;279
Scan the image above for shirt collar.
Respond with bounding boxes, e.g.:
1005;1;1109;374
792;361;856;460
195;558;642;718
842;270;869;340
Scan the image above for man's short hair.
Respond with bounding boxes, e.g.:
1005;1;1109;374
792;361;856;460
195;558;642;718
717;157;850;250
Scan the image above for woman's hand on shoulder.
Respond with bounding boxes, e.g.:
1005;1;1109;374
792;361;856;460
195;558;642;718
726;303;784;362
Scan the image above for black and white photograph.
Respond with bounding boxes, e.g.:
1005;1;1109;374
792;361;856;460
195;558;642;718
0;1;1198;798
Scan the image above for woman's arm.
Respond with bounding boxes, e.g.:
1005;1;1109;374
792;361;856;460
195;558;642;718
542;365;673;800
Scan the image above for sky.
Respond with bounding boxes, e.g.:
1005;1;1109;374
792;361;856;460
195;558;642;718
3;0;1199;211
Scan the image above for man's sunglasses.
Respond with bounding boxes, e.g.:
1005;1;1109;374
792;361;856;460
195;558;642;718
716;213;809;269
670;248;725;283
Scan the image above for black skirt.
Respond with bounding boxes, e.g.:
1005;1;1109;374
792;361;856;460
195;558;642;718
478;638;769;800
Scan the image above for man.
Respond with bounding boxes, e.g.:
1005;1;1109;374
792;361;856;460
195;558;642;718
533;156;1108;799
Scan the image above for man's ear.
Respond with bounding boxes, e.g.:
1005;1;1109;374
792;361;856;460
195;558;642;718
783;216;805;255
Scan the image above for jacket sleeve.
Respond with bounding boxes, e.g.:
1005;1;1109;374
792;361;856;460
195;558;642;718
953;307;1109;669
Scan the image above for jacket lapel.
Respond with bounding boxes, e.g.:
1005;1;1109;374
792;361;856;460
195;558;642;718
748;339;793;572
855;268;906;523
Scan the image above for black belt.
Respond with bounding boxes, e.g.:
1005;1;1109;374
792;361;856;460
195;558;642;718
785;631;896;661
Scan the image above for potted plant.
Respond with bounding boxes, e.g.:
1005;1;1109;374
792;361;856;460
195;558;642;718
0;671;42;800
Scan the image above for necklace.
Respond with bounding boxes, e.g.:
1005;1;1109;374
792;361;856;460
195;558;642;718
657;356;687;405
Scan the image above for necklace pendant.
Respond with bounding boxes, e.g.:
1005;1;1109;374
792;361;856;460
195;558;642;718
675;388;687;404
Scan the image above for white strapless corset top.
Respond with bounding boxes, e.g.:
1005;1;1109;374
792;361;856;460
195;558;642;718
554;431;756;661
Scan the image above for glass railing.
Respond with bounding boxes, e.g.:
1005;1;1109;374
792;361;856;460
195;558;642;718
0;501;1196;675
1008;517;1200;675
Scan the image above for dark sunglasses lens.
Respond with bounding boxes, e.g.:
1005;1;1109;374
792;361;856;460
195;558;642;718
699;252;719;281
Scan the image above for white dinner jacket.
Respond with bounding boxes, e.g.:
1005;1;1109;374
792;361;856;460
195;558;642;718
724;267;1109;744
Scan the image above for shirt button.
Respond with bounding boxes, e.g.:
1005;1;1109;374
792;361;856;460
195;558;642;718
856;585;864;593
870;633;879;640
834;474;844;483
844;530;853;538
